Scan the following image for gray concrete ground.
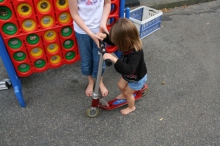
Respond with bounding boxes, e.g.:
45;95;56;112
126;0;214;9
139;0;216;9
1;0;220;145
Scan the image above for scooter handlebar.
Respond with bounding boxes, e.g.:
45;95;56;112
105;59;112;66
100;41;112;66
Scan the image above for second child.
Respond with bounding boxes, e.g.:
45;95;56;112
98;18;148;115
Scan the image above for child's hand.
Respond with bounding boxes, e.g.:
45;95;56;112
90;33;102;48
96;32;107;40
103;53;112;60
103;53;118;63
99;24;109;34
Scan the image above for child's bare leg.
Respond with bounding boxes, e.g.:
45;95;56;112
99;76;108;97
120;86;136;115
116;77;128;99
86;76;94;97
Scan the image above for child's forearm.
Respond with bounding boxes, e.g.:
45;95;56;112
103;33;115;46
68;0;93;36
100;0;111;27
74;16;93;36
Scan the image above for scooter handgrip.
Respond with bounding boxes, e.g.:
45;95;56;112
105;59;112;66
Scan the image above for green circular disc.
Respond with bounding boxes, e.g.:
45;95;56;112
13;52;26;61
0;6;12;20
0;0;4;3
8;38;22;49
2;22;17;35
26;34;40;45
18;63;30;72
59;0;66;6
63;39;74;49
65;51;75;60
61;26;72;37
34;59;46;68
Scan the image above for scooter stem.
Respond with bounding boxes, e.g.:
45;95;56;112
93;51;103;99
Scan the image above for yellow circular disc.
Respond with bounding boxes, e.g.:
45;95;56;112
50;55;61;65
56;0;68;10
17;3;32;17
30;47;43;57
47;43;59;54
58;12;71;24
22;19;36;32
44;30;57;41
37;0;51;13
41;15;54;28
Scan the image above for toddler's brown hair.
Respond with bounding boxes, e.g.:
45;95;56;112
109;18;142;52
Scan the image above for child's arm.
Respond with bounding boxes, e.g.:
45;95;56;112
103;53;118;64
104;52;141;75
114;53;141;75
68;0;102;47
96;32;115;46
68;0;93;36
100;0;111;33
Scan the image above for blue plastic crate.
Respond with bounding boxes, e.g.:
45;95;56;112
129;6;163;39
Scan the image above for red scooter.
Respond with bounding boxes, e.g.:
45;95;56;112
86;41;148;118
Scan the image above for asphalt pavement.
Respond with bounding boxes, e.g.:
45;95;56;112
139;0;215;9
0;0;220;145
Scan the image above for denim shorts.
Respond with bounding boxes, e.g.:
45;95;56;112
128;74;147;91
75;31;105;78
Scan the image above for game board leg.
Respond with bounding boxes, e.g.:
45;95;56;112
0;35;26;107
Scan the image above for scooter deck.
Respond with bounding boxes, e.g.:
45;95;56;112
98;84;148;110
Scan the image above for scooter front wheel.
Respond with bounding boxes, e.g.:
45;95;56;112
86;107;100;118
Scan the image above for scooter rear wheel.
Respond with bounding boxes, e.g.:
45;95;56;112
86;108;100;118
142;88;149;97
